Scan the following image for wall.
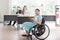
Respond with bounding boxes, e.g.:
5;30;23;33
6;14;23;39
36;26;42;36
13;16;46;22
0;0;9;22
56;0;60;5
0;0;60;22
9;0;56;16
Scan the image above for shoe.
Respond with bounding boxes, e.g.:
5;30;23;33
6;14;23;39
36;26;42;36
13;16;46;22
22;34;32;37
40;39;44;40
22;35;28;37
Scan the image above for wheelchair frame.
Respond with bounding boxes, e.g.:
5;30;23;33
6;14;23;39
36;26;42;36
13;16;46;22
28;24;50;40
22;18;50;40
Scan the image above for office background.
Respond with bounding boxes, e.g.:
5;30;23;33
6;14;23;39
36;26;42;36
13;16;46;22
0;0;60;22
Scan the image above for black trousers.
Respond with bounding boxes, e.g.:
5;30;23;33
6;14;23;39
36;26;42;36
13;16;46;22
9;21;16;26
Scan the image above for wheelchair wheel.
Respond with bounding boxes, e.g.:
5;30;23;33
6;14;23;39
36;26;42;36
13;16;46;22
29;25;38;35
29;25;39;40
34;24;50;40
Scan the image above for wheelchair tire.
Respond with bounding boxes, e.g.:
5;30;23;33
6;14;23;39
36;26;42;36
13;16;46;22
34;24;50;40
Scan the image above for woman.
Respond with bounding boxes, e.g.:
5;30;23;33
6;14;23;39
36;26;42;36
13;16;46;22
22;5;29;15
22;9;42;36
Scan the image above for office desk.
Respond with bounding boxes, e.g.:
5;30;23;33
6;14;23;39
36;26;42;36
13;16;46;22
4;14;55;23
17;15;34;24
4;14;18;21
4;14;34;24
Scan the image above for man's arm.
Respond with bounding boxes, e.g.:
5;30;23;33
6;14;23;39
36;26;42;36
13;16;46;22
34;20;42;24
30;18;42;24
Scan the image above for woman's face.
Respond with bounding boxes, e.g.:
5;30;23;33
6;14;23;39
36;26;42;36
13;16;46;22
35;10;40;15
23;7;27;11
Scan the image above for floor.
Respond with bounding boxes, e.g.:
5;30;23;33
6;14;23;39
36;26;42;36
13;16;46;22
0;22;60;40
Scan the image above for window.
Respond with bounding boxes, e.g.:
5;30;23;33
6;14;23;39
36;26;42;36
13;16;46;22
9;0;56;15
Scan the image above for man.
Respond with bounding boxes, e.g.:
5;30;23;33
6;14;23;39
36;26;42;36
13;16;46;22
22;9;42;36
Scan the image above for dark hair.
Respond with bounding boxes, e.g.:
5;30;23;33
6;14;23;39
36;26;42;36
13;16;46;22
23;5;27;11
35;9;40;11
24;5;27;7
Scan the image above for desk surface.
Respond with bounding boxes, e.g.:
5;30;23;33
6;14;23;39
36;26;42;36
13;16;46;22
4;14;34;17
4;14;55;21
4;14;17;15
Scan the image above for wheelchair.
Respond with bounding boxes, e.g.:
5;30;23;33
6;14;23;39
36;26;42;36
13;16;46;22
26;18;50;40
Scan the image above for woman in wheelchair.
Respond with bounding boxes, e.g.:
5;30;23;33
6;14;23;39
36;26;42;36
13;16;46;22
22;9;42;36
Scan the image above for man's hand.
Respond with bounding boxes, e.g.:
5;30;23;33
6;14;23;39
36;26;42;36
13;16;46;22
29;18;35;21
